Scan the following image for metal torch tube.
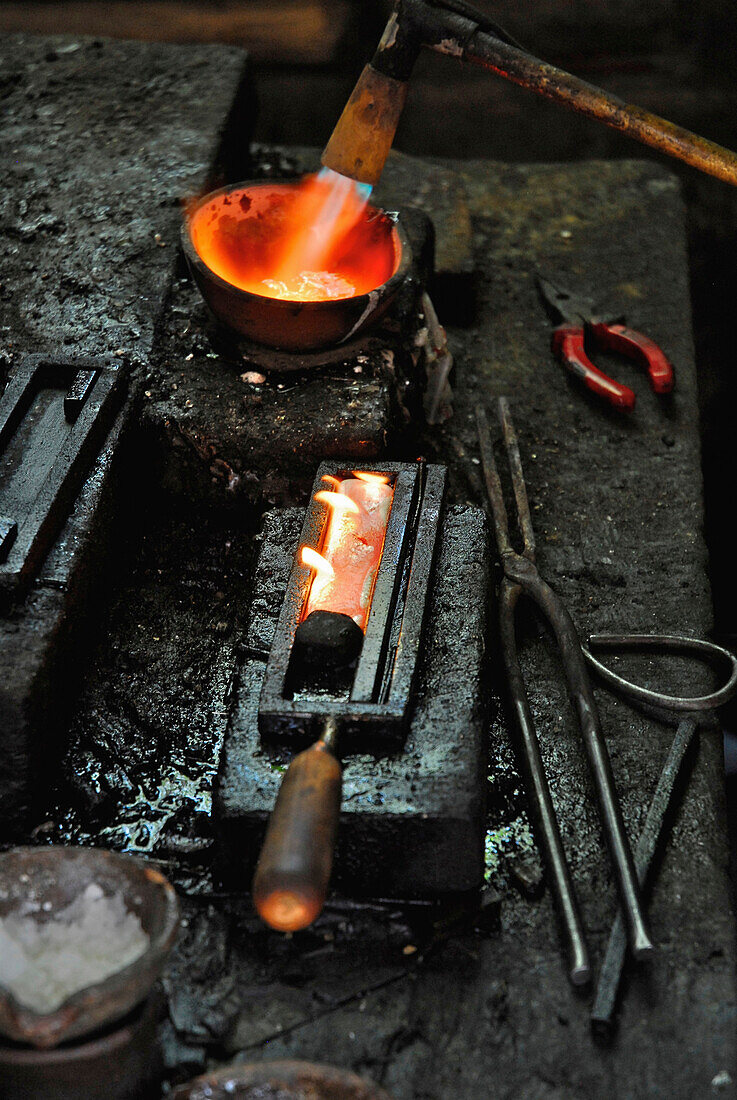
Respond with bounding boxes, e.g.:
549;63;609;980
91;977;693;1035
432;26;737;188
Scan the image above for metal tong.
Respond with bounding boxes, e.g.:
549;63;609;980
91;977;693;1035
583;633;737;1033
476;398;653;984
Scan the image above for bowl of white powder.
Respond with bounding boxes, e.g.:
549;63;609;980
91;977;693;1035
0;846;179;1049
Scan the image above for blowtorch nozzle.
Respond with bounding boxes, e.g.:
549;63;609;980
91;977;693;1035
321;6;420;187
320;64;409;187
325;0;737;193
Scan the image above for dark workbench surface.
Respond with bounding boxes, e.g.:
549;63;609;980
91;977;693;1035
0;32;251;829
1;32;734;1099
195;157;734;1099
397;157;737;1097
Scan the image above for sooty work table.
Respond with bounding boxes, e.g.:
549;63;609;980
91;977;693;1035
0;32;735;1100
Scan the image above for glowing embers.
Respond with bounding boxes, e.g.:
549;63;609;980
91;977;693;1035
188;172;397;304
300;472;394;631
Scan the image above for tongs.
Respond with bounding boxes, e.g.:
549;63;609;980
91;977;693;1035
583;632;737;1031
476;398;653;984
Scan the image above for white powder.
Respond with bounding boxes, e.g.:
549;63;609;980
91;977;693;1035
0;883;149;1014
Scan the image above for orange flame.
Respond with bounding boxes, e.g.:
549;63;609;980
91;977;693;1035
351;471;392;484
189;176;399;303
301;474;394;629
314;490;361;515
300;546;335;580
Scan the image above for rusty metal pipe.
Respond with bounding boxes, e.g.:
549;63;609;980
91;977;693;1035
323;0;737;190
455;33;737;188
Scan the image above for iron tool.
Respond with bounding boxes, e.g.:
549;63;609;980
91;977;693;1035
584;633;737;1033
476;398;653;985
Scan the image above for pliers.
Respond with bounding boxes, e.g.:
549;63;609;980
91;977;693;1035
537;275;674;411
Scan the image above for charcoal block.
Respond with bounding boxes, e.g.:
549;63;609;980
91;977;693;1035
216;504;491;895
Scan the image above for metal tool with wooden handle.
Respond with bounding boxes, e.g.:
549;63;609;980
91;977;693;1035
252;717;342;932
322;0;737;190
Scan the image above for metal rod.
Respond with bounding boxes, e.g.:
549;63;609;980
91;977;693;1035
591;717;698;1035
477;400;653;965
426;24;737;188
499;578;591;985
499;397;535;563
320;714;340;754
514;562;654;960
476;407;514;560
466;36;737;187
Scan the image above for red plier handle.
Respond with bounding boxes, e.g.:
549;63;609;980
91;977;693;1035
551;322;674;411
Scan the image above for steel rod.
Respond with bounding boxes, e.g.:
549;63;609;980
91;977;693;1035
499;578;591;985
511;560;654;960
591;717;698;1034
428;29;737;188
475;408;514;559
499;397;535;563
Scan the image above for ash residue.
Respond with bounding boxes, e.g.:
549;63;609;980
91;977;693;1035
0;882;148;1013
159;889;501;1088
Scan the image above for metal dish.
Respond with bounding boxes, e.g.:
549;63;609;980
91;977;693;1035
181;180;411;352
0;990;164;1100
0;847;179;1049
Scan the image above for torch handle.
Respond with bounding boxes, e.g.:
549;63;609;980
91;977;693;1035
252;739;343;932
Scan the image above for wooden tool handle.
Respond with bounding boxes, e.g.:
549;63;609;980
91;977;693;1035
252;741;343;932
